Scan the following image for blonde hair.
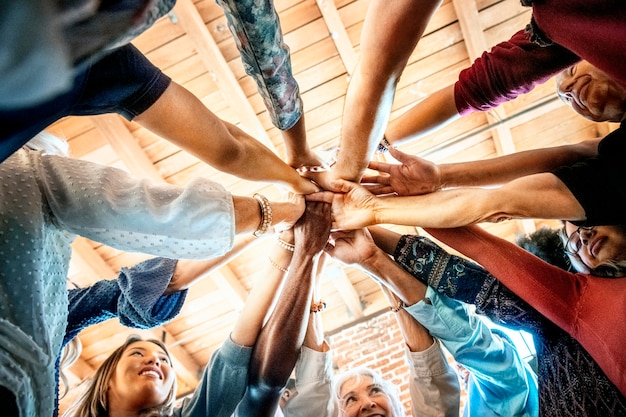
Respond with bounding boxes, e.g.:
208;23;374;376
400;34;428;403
333;367;405;417
63;335;176;417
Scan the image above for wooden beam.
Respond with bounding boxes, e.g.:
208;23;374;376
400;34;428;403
326;263;364;319
315;0;358;75
452;0;516;156
90;114;164;182
211;266;248;310
173;0;275;150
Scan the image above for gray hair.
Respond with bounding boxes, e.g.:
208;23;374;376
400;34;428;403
333;367;405;417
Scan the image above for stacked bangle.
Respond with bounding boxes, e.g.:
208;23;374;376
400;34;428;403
252;193;272;237
389;300;406;313
310;300;327;313
276;238;295;252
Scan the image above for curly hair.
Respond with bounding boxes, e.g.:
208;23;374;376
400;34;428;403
515;227;572;271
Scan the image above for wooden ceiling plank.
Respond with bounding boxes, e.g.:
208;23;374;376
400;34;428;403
211;266;248;310
452;0;516;156
315;0;358;75
90;114;164;182
173;0;275;150
326;264;365;319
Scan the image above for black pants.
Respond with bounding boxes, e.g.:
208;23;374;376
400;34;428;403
0;386;19;417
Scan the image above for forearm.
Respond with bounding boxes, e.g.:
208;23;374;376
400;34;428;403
232;196;302;235
385;85;460;146
360;249;427;305
438;140;600;188
372;173;586;227
335;0;442;181
136;82;314;193
167;234;259;293
230;235;294;347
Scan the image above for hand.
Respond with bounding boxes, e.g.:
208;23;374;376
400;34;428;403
294;201;332;254
362;147;441;196
291;174;321;194
307;180;378;230
325;229;379;267
271;193;305;232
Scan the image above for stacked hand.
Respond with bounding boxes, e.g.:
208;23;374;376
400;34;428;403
362;146;441;196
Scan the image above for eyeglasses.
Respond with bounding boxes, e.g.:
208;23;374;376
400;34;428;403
564;226;594;255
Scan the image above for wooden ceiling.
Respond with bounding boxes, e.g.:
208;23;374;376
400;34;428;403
53;0;613;410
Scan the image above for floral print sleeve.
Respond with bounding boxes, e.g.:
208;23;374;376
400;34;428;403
394;235;544;332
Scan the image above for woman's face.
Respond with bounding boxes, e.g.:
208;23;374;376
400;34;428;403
555;60;626;123
107;341;175;410
339;375;394;417
564;222;626;270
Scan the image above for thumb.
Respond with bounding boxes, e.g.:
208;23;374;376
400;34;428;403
331;179;357;193
388;145;410;162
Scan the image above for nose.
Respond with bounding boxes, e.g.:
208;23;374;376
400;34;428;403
360;399;376;411
145;354;161;366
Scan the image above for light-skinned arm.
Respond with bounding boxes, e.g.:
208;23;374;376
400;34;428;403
332;0;442;182
134;81;318;194
309;171;586;230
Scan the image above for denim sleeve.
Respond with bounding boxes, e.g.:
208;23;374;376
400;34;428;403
394;235;544;331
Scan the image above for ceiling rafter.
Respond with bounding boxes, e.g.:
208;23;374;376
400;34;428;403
172;0;275;150
315;0;358;75
326;263;365;319
90;114;163;182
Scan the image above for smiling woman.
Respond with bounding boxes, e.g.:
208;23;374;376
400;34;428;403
334;368;405;417
64;336;177;417
560;222;626;276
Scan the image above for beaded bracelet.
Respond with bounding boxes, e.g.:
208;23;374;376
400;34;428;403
253;193;272;237
310;300;327;313
276;238;295;252
268;256;289;273
389;300;406;313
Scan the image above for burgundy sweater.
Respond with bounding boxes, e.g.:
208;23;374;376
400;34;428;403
426;225;626;397
455;0;626;114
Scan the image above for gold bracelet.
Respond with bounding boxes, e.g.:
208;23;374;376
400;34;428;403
268;256;289;273
276;238;295;252
253;193;272;237
310;300;327;313
389;300;406;313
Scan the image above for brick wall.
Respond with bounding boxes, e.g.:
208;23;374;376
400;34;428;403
328;310;467;416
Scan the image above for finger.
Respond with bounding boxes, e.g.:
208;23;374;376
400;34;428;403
331;179;359;193
388;146;410;161
367;160;392;173
305;191;334;203
361;174;389;185
363;184;394;195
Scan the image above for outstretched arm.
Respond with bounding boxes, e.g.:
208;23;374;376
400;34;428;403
364;140;599;196
310;171;585;230
134;81;318;194
333;0;442;182
234;202;332;417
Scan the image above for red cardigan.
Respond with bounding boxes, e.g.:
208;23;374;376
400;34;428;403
455;0;626;115
426;225;626;397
